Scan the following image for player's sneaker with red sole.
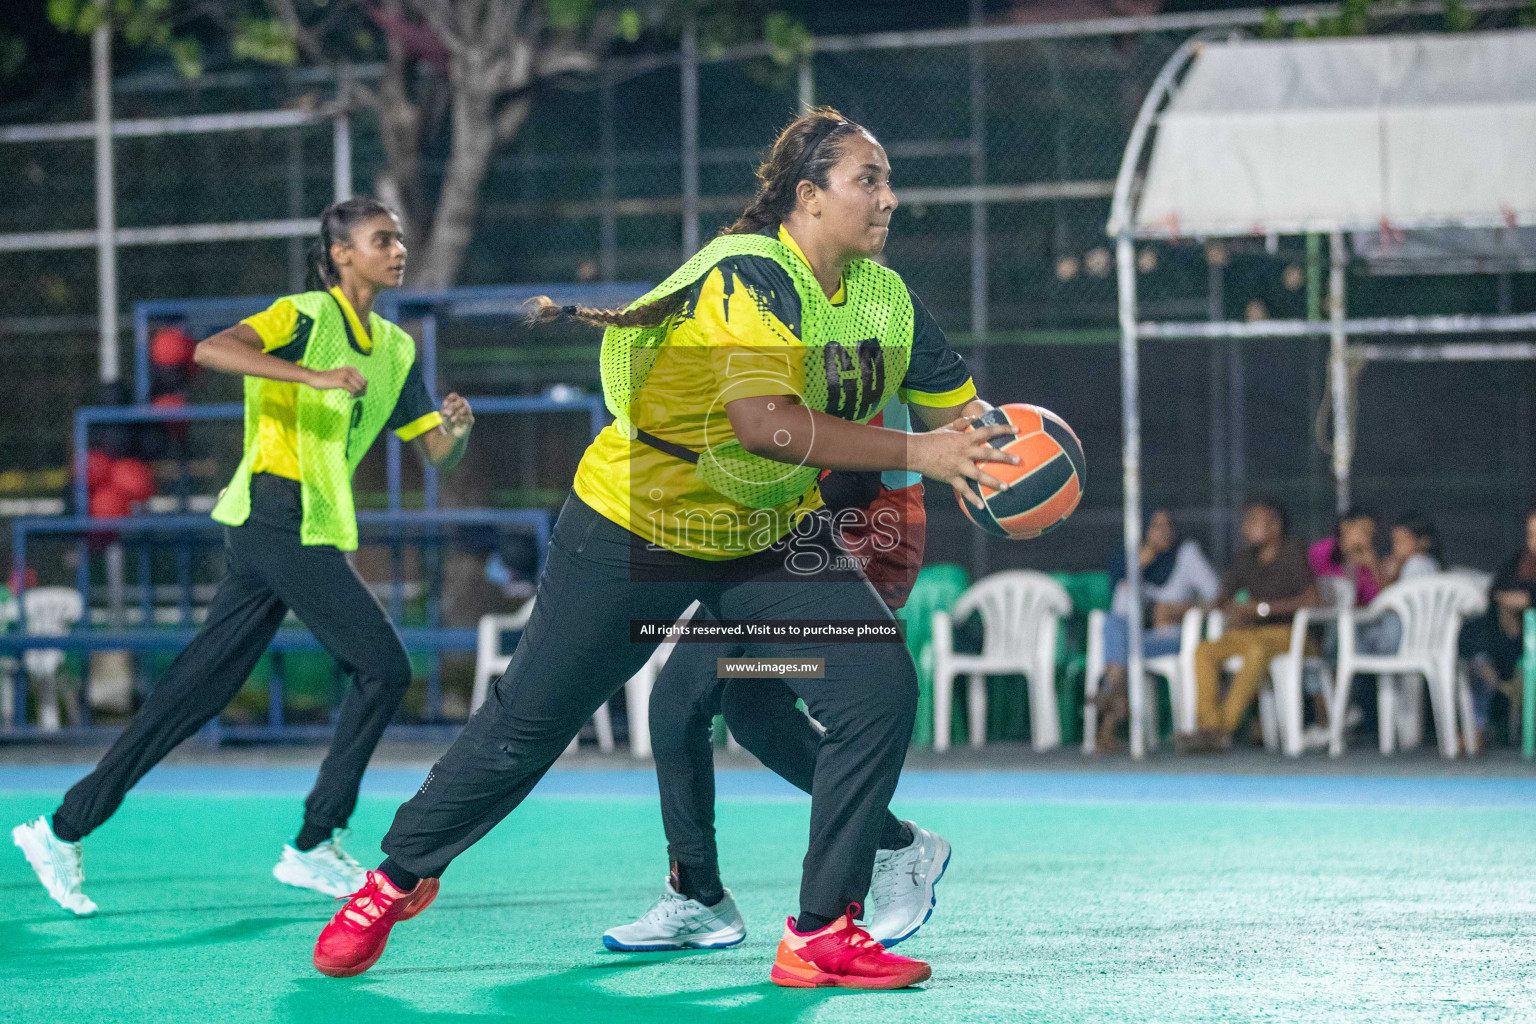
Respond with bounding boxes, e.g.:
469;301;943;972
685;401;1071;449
313;869;439;977
770;904;931;990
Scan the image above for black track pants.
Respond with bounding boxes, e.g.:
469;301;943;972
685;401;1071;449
53;478;412;841
381;495;917;919
646;620;907;899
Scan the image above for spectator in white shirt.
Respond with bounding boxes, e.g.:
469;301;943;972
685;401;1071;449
1094;508;1220;751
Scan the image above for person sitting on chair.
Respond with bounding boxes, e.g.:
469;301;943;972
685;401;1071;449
1094;508;1219;751
1182;497;1318;753
1309;506;1385;606
1457;504;1536;754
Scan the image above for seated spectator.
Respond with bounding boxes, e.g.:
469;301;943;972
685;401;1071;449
1302;512;1443;746
1182;496;1319;753
1357;511;1444;658
1306;512;1445;748
1094;508;1220;750
1383;512;1443;587
1309;507;1384;606
1458;505;1536;753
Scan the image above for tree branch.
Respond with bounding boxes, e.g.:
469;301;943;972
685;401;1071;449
484;0;531;51
264;0;330;66
494;95;530;141
535;44;600;80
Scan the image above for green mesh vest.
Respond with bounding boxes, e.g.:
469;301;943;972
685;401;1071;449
211;290;417;550
600;231;914;509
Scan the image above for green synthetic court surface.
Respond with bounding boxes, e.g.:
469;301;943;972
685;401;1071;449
3;769;1535;1023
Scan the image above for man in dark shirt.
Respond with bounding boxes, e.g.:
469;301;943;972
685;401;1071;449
1185;497;1319;751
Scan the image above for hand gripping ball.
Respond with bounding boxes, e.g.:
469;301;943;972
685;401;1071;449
957;403;1085;540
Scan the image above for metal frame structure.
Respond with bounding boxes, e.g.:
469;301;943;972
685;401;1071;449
0;272;629;739
57;391;601;608
4;507;545;737
1107;31;1536;758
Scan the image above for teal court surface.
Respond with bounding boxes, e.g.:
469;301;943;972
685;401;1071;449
3;761;1535;1023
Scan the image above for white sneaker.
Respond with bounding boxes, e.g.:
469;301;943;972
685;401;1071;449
863;821;950;947
272;832;368;898
12;815;97;917
602;879;747;951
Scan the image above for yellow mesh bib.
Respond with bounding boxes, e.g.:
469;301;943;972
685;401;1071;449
212;291;416;550
600;232;914;509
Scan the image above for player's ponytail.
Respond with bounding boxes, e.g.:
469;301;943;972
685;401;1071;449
530;108;867;330
523;293;686;330
307;196;399;292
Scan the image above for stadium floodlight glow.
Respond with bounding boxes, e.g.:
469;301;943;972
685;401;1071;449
1108;28;1536;759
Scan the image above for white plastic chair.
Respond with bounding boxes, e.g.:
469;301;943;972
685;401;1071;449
931;571;1072;752
473;600;613;755
1332;573;1487;759
1082;605;1204;753
618;600;703;760
1264;576;1353;757
471;599;706;759
21;587;84;732
1445;566;1493;593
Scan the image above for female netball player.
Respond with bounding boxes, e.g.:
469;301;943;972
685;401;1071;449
603;399;950;954
12;197;474;916
312;108;1014;990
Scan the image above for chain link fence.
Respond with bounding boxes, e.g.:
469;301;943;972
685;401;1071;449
2;8;1535;574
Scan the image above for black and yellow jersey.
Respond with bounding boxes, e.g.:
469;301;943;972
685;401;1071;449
573;225;974;559
239;287;442;481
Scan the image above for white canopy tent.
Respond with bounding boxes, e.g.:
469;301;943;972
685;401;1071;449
1107;29;1536;757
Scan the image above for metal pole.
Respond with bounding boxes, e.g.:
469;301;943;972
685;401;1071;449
1523;607;1534;760
93;23;118;384
287;128;305;291
599;71;617;281
333;70;353;203
1329;230;1350;514
797;52;815;112
680;18;699;258
968;0;989;580
1207;250;1226;561
94;23;128;692
1306;232;1323;538
1227;331;1244;537
1118;233;1146;760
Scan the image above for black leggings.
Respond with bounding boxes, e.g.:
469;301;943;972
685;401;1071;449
381;495;918;919
54;476;412;842
648;616;908;904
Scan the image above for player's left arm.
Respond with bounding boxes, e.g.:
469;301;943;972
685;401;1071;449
899;288;993;429
898;288;1001;494
414;393;473;471
388;360;474;471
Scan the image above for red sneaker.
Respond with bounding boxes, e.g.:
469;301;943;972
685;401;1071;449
770;904;931;990
313;869;439;977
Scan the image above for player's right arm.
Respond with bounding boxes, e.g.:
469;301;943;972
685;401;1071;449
195;318;366;396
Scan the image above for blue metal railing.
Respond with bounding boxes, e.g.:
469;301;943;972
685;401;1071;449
7;507;551;733
5;283;636;740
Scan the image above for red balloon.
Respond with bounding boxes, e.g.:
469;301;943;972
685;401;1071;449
150;327;197;368
86;449;113;490
108;457;156;503
90;485;132;519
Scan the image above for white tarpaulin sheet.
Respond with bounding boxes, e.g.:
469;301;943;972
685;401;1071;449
1134;31;1536;238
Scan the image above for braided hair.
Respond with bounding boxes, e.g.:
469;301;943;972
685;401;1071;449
528;107;868;330
306;196;400;292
